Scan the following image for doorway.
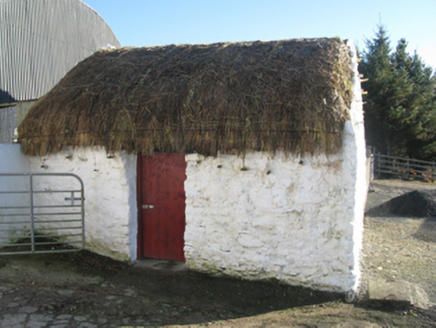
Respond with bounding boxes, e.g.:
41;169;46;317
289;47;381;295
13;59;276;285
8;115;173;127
137;153;187;261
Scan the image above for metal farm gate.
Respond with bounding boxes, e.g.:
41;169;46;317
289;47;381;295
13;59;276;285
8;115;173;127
374;153;436;182
0;173;85;255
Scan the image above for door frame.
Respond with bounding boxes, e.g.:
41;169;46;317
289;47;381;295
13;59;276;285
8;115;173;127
136;154;144;259
136;153;187;260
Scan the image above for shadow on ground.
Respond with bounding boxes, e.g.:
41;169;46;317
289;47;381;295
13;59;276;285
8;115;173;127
414;217;436;243
0;250;343;325
0;240;435;326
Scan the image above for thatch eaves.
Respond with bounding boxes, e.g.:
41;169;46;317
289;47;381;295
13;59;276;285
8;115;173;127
18;38;354;157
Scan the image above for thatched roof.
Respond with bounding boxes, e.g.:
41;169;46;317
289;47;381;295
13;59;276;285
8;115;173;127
18;38;354;157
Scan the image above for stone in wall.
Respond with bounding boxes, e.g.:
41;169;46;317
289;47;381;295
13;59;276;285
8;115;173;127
28;147;137;260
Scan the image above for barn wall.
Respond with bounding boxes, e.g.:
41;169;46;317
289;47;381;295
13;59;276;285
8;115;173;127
27;148;137;260
0;0;121;104
184;42;366;293
0;106;17;143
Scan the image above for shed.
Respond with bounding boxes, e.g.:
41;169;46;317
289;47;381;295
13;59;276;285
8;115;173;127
18;38;367;293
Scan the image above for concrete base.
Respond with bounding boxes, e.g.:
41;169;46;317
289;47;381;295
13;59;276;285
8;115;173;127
134;259;187;272
368;279;432;309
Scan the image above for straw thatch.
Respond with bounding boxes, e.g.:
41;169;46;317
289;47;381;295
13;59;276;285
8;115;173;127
18;38;354;157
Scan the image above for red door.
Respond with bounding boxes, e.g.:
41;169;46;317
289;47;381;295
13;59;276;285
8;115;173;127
137;153;187;261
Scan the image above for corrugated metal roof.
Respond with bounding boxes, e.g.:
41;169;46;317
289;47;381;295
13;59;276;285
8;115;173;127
0;0;121;105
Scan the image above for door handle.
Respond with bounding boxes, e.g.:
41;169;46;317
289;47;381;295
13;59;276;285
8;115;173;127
142;205;154;209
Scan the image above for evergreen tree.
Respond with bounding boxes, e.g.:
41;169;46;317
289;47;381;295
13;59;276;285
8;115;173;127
359;25;395;154
400;51;436;159
360;25;436;160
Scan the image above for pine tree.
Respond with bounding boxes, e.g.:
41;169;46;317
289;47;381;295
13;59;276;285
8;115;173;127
406;53;436;159
359;25;395;154
360;25;436;160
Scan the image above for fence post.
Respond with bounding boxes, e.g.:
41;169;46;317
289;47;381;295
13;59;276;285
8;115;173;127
29;174;35;253
406;157;410;180
376;152;381;177
433;161;435;182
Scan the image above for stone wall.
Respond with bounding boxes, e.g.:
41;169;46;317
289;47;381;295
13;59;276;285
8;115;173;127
27;148;137;260
347;40;367;293
183;41;366;293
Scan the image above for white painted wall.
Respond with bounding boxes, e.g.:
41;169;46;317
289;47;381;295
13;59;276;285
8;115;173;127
0;144;31;244
0;143;30;173
346;40;367;293
183;42;366;293
27;148;137;260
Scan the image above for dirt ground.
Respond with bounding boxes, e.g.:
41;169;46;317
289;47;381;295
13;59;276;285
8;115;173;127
363;179;436;305
0;178;435;327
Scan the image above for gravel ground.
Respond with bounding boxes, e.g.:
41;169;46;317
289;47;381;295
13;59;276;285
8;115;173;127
363;179;436;303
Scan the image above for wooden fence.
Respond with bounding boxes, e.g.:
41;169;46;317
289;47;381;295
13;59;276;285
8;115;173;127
374;153;436;182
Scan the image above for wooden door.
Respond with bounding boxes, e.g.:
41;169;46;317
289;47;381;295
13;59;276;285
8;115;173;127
137;153;187;261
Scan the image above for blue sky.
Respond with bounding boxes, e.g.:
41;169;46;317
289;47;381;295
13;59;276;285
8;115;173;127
82;0;436;70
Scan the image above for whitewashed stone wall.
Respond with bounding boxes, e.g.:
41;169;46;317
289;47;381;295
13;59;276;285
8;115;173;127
28;148;137;260
346;40;367;293
184;42;366;292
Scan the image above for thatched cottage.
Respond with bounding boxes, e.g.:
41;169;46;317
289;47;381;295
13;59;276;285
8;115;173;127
17;38;367;292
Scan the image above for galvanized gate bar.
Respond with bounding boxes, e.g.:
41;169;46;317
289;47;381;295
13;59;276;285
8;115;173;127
0;172;85;255
374;153;436;182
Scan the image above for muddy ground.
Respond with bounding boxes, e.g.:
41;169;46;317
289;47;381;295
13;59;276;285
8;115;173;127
0;178;435;327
